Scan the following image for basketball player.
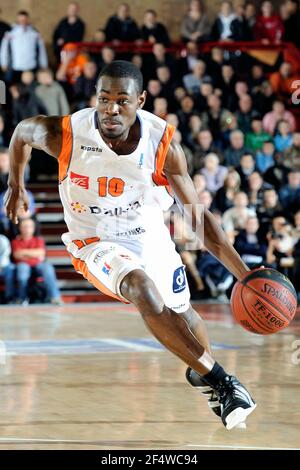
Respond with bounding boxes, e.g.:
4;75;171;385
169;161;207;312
5;61;256;429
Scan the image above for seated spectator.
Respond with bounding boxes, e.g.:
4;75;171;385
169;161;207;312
173;129;194;176
236;94;257;134
144;79;162;112
181;0;211;43
224;129;248;167
0;234;15;303
256;140;276;174
11;83;47;126
153;97;168;119
245;115;272;152
0;11;48;83
187;114;203;148
177;95;196;135
257;189;283;238
206;47;224;83
197;249;233;301
236;153;257;191
193;129;220;171
214;169;241;213
105;3;140;43
247;171;273;210
156;65;176;105
262;100;296;135
183;60;207;95
200;153;228;194
192;172;207;195
211;0;245;41
264;151;289;190
247;64;265;93
195;77;213;110
11;218;62;305
52;2;85;60
234;216;267;269
56;42;89;90
201;94;232;142
270;62;300;102
266;216;295;269
283;0;300;49
222;191;256;236
176;41;201;80
35;69;70;116
254;0;284;43
0;113;8;147
279;170;300;213
253;80;276;115
282;131;300;170
98;47;115;71
274;119;293;153
21;70;37;92
219;64;237;108
229;80;249;112
73;61;98;109
141;9;170;46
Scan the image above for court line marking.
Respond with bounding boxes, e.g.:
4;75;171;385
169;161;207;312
187;444;300;450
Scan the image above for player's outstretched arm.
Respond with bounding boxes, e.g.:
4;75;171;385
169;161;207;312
5;115;62;224
164;140;250;281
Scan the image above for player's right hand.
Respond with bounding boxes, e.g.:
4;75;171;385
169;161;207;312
4;186;30;225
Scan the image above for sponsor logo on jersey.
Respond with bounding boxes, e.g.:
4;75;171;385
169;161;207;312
81;145;103;153
116;227;146;237
102;261;111;275
89;200;142;217
93;247;116;263
172;266;186;293
70;171;89;189
70;201;87;213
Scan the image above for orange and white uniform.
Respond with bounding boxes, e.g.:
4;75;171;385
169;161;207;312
58;107;190;312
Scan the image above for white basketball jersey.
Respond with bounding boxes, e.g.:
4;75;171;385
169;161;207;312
58;108;175;255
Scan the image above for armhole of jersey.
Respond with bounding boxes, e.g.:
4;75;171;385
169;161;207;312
152;123;175;187
58;115;73;183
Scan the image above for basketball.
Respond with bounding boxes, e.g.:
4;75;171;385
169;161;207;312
231;268;298;335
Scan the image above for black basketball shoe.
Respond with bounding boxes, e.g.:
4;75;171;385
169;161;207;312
186;367;221;417
215;375;256;430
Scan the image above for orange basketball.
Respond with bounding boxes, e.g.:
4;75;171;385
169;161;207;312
230;268;298;335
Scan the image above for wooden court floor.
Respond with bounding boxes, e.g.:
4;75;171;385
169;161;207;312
0;302;299;450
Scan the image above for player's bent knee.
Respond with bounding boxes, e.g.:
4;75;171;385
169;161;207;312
121;270;164;315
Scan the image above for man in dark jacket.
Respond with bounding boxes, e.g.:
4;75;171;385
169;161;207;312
234;216;267;269
104;3;140;42
53;2;85;60
141;9;170;46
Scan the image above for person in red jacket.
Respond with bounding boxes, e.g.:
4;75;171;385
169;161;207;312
11;217;62;304
254;0;284;43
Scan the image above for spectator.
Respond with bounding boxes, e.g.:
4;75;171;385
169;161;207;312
98;47;115;71
141;9;170;46
282;131;300;170
256;140;276;174
52;2;85;60
194;77;213;111
93;28;106;42
224;129;248;167
0;114;8;147
153;97;168;119
11;83;47;126
11;218;62;305
254;0;284;43
270;62;300;101
183;60;207;95
201;94;232;142
197;248;233;301
266;216;295;269
230;80;249;112
104;3;140;43
173;129;194;176
177;95;196;134
211;0;244;41
236;94;256;133
245;2;257;32
192;172;207;195
35;69;70;116
262;100;296;135
20;70;37;92
214;169;241;213
56;42;89;86
156;65;176;105
245;115;272;152
206;47;224;81
73;61;98;109
177;41;201;79
248;64;265;93
187;115;204;147
200;153;228;194
0;11;48;83
193;129;220;171
274;119;293;152
144;79;162;112
279;170;300;212
264;152;289;190
257;189;283;238
283;0;300;49
222;191;256;235
247;171;273;210
236;153;256;191
253;80;276;115
234;216;267;269
0;234;15;303
219;64;237;108
181;0;211;43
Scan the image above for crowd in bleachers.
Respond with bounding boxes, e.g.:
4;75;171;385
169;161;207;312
0;0;299;304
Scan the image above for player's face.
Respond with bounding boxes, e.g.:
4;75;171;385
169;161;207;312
96;76;146;139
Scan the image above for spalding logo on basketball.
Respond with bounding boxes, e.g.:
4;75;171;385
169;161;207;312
230;268;297;335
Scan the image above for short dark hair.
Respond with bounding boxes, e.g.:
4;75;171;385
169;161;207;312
17;10;29;16
97;60;143;94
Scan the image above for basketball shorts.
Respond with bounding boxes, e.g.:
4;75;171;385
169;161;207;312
66;236;190;313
